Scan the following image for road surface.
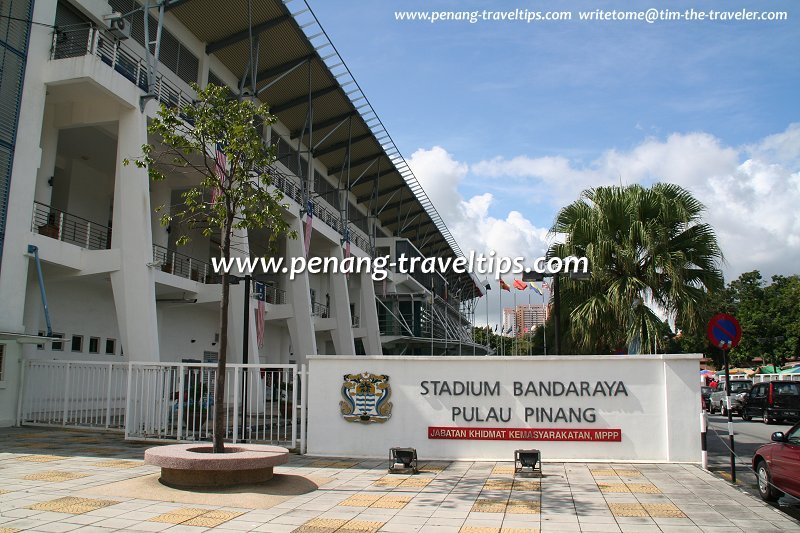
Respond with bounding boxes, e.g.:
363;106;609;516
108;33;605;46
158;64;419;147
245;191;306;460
706;413;800;521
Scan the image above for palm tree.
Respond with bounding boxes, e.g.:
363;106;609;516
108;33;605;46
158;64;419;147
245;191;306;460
549;183;724;354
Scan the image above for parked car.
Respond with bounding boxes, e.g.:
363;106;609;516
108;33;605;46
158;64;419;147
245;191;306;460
709;380;752;415
752;421;800;501
741;381;800;424
701;386;713;411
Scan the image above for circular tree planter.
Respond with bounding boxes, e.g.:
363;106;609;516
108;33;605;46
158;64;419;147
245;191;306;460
144;444;289;489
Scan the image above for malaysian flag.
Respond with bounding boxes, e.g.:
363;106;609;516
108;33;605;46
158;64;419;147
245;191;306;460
211;143;226;204
256;298;265;348
303;200;313;258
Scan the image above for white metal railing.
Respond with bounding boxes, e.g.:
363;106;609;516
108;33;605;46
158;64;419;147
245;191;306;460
19;360;128;429
153;244;218;284
752;373;800;384
19;360;305;449
32;201;112;250
51;24;195;114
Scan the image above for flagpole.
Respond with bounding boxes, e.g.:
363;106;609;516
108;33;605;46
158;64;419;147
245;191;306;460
542;287;547;356
485;283;490;353
511;287;519;355
498;288;502;356
528;292;532;356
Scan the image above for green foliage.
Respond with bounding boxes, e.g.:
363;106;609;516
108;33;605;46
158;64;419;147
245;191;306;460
124;84;298;452
126;83;296;249
682;271;800;367
549;183;724;354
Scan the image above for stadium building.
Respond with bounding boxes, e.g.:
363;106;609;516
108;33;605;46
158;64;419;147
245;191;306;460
0;0;487;429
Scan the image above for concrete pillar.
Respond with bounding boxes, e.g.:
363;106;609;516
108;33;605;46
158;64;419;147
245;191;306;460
149;178;170;249
224;227;256;365
109;108;160;362
285;217;316;364
33;107;58;205
0;0;59;426
360;270;383;355
328;245;355;355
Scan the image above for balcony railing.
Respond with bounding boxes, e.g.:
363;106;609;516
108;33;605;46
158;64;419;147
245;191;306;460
253;281;287;305
51;24;194;115
311;302;329;318
31;201;111;250
267;166;372;255
153;244;217;284
51;23;373;257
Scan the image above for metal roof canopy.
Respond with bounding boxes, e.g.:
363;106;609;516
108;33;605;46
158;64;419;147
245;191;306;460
166;0;478;294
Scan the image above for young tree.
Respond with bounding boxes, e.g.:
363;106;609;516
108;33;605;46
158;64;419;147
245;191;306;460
127;84;295;453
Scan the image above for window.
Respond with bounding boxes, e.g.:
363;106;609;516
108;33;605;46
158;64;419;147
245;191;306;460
105;338;116;355
787;425;800;445
0;344;5;381
89;337;100;354
71;335;83;352
775;382;799;395
52;333;64;351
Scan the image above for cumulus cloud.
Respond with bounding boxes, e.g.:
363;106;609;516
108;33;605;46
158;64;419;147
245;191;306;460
406;125;800;328
469;125;800;281
408;147;550;268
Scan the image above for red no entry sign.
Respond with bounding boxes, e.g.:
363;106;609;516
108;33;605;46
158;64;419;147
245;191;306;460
707;313;742;351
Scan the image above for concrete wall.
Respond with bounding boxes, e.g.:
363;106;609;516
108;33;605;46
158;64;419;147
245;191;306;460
307;354;702;462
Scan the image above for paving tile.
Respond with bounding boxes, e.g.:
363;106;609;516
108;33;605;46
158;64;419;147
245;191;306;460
92;459;141;468
14;455;66;463
607;503;648;518
28;497;120;514
22;471;89;482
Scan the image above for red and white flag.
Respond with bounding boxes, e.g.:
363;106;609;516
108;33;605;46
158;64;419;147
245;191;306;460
303;200;313;258
256;298;265;348
211;143;226;204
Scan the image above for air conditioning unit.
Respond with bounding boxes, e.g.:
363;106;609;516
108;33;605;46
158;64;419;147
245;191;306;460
108;17;131;40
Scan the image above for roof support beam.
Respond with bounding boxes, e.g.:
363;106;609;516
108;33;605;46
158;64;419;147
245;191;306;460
291;111;356;139
329;154;381;175
357;182;404;204
270;85;339;114
254;53;314;85
164;0;191;11
313;133;372;157
206;15;291;54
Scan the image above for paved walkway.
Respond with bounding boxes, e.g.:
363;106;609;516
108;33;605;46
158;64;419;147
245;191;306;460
0;428;798;532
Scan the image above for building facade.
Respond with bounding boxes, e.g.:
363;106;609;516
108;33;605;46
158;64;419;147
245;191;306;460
503;304;548;338
0;0;485;427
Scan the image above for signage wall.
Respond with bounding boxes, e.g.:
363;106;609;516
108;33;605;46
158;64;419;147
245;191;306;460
307;354;701;462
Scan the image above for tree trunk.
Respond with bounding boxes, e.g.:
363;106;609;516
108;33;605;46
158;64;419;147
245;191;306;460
213;213;234;453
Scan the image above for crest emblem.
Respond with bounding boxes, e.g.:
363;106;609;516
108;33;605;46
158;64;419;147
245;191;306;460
340;372;392;423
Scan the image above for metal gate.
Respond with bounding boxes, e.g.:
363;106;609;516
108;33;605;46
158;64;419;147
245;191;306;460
18;360;307;450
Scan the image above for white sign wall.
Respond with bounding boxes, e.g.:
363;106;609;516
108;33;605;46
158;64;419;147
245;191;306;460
307;354;701;462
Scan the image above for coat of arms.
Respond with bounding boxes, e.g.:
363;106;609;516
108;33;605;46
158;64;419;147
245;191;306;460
340;372;392;423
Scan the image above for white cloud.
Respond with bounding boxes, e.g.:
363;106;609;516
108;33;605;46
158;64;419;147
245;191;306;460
406;126;800;329
408;147;550;269
469;125;800;281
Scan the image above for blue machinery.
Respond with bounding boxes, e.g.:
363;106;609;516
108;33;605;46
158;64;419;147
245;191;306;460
27;245;52;337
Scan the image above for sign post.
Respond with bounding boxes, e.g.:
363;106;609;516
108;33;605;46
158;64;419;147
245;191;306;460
707;313;742;483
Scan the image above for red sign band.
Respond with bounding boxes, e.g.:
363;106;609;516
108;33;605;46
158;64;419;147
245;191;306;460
428;426;622;442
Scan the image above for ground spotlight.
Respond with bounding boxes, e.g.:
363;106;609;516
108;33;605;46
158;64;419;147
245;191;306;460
389;447;418;474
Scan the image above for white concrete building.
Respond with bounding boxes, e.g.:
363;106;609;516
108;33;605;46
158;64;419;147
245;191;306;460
0;0;486;427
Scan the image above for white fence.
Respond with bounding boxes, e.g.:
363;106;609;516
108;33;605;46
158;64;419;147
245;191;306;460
18;360;306;449
752;373;800;384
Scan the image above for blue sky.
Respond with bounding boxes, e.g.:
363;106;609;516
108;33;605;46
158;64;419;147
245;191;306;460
309;0;799;286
